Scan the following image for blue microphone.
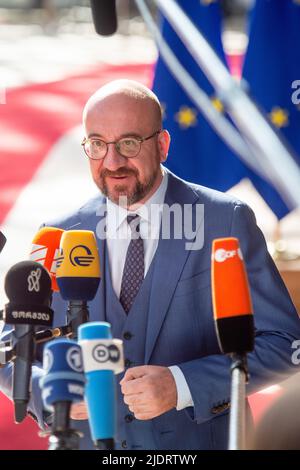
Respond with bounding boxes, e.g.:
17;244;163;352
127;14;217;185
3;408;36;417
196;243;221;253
40;339;85;450
78;322;124;450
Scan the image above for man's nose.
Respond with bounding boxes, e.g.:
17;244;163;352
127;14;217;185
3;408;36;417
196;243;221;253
102;143;127;171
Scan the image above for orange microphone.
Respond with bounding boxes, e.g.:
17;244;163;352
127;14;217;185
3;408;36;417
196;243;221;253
211;237;254;354
29;227;64;292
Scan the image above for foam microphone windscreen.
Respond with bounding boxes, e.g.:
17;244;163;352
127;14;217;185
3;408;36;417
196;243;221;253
4;260;53;327
78;322;124;450
40;339;85;412
0;231;6;253
90;0;117;36
211;237;254;354
56;230;101;301
30;226;64;292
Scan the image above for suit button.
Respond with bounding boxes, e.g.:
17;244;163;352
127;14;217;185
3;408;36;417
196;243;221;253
125;359;132;368
123;331;132;340
125;414;134;423
121;440;127;449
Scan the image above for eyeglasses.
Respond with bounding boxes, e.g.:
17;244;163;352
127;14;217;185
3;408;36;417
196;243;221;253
81;130;161;160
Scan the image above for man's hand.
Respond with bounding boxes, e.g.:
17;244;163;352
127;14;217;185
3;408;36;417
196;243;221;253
70;401;88;420
120;365;177;420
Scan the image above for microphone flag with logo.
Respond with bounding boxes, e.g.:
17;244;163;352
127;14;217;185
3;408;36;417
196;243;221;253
30;226;64;292
3;260;53;422
56;230;100;301
40;339;85;450
78;322;124;450
211;237;254;354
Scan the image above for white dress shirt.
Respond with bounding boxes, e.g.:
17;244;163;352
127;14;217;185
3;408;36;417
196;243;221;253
106;170;194;410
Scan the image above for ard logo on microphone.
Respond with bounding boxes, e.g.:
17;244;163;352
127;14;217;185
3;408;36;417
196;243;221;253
67;347;83;372
43;349;54;373
214;248;243;263
92;343;120;363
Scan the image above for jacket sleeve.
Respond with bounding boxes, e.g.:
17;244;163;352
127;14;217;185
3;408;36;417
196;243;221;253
178;202;300;424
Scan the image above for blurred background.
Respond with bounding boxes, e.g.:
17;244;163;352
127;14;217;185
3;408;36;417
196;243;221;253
0;0;299;449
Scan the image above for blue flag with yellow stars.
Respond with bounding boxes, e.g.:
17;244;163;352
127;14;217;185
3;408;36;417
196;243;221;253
152;0;250;193
242;0;300;218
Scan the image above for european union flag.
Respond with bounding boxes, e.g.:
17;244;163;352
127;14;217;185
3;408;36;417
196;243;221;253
153;0;300;219
241;0;300;218
152;0;249;192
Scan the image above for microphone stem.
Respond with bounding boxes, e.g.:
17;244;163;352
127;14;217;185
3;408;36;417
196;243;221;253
13;325;35;423
67;300;89;339
52;401;71;432
95;438;115;450
228;353;248;450
49;401;81;450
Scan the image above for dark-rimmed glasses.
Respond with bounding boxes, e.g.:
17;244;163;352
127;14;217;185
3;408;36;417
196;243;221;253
81;130;161;160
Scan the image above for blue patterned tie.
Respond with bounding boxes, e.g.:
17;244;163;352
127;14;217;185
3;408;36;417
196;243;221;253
119;215;145;314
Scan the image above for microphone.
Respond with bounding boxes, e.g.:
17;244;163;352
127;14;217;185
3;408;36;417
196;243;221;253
0;230;6;253
89;0;117;36
40;339;85;450
30;226;64;292
78;322;124;450
56;230;101;339
211;237;255;450
211;237;254;354
3;261;53;422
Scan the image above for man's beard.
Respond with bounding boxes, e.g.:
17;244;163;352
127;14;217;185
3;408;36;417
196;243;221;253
96;166;160;206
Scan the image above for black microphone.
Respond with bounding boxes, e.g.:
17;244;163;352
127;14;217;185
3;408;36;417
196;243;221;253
3;260;53;423
0;231;6;254
90;0;117;36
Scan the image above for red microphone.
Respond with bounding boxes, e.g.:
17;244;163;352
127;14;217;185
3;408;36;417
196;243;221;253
211;237;254;354
29;227;64;292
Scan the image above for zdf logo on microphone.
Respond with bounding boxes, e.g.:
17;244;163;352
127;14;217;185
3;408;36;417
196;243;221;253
214;248;243;263
92;343;121;363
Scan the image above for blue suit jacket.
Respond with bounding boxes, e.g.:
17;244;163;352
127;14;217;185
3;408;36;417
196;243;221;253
1;169;300;449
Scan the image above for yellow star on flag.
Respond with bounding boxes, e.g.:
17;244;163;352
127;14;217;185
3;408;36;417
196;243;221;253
211;97;224;113
293;0;300;6
269;107;289;128
175;106;198;129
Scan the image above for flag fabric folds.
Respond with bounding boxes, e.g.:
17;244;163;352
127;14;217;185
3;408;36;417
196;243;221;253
153;0;300;219
242;0;300;218
152;0;249;193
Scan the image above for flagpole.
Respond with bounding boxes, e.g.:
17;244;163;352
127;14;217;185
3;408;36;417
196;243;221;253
149;0;300;211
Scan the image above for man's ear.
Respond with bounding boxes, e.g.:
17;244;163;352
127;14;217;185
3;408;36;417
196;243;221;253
158;129;171;163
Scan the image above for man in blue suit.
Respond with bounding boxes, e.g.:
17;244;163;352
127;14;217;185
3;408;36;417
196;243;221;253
1;79;300;450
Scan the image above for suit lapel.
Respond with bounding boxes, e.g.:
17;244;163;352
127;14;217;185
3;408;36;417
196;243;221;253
145;172;203;363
